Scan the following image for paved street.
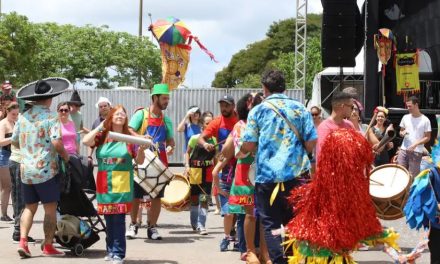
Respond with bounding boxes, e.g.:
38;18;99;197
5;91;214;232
0;205;431;264
0;169;431;264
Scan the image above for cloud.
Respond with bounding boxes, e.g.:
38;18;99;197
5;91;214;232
4;0;324;87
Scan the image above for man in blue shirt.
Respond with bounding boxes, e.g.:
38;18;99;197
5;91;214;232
241;70;317;264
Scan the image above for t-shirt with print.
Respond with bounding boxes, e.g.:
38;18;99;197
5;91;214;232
11;105;61;184
129;109;174;140
400;114;431;153
242;93;317;183
316;118;354;160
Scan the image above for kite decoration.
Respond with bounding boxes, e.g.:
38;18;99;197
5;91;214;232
149;16;218;90
374;28;395;105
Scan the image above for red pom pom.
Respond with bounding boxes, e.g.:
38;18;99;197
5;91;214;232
286;129;382;253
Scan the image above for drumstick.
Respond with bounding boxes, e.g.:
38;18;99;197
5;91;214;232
364;112;378;138
369;178;384;186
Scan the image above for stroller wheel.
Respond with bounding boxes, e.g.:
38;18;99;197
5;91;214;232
72;243;84;256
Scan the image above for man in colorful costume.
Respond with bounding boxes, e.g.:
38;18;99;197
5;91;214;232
285;129;399;264
126;83;175;240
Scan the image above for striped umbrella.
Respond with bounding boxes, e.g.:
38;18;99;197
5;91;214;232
150;17;191;45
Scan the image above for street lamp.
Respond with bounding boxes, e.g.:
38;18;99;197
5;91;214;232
137;0;143;88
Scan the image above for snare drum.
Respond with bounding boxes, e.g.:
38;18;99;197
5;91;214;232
134;149;174;199
369;164;412;220
161;174;190;212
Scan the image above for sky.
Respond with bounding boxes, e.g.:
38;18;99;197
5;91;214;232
3;0;324;88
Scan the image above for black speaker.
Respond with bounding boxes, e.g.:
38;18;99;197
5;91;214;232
321;0;361;67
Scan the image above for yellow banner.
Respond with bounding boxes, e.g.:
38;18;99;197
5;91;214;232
396;52;420;94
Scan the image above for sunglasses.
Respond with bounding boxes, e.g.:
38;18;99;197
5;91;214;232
311;113;319;117
58;108;69;113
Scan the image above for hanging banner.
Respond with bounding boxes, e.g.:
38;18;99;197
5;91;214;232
159;43;190;90
395;52;420;94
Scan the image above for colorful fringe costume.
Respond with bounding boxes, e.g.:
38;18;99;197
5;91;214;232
285;129;399;264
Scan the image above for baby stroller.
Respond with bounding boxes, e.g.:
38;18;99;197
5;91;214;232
56;155;106;256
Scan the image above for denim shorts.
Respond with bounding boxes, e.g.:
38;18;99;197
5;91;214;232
22;176;60;204
0;149;11;168
218;181;231;216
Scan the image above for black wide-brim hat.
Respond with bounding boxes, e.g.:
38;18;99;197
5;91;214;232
17;77;71;101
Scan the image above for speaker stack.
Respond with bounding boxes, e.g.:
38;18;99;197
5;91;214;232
321;0;360;67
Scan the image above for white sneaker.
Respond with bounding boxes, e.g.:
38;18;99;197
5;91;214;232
112;256;124;264
198;227;208;235
125;223;138;239
147;227;162;240
104;254;113;261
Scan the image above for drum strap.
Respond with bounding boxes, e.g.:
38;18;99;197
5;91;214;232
270;182;285;206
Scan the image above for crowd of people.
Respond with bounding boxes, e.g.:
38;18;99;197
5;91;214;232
0;70;438;264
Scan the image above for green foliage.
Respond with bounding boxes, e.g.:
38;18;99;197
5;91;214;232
0;12;161;89
235;73;262;88
212;14;323;98
270;34;322;98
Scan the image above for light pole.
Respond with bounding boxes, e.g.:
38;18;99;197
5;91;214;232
137;0;143;88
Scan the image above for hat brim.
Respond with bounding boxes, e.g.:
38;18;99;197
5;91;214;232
218;99;234;104
17;77;71;101
68;101;85;106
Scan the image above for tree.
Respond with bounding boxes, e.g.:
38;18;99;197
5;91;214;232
0;12;161;88
271;34;322;98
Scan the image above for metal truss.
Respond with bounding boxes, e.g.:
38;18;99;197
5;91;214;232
294;0;308;90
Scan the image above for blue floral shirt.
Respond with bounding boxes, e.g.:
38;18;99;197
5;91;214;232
242;93;317;183
12;105;61;184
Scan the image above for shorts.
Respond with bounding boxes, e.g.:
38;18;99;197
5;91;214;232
134;181;165;199
218;181;231;216
22;176;60;204
0;149;11;168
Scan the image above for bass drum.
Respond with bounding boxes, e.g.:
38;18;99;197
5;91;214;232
369;164;412;220
161;174;190;212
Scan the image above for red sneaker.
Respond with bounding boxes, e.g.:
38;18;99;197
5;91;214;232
42;244;65;257
17;243;32;258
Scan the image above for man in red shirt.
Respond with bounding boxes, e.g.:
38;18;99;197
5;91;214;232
316;92;355;160
199;95;238;150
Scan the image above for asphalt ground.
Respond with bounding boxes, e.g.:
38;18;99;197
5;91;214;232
0;167;431;263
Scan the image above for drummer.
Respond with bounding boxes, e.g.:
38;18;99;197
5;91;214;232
184;112;217;235
126;83;175;241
